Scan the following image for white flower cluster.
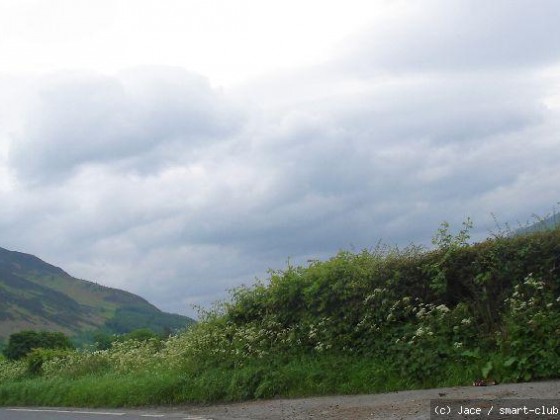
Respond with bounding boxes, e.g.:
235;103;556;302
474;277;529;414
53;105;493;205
357;294;417;333
461;318;472;326
523;273;544;290
0;359;26;382
506;273;552;315
41;338;166;377
413;302;448;319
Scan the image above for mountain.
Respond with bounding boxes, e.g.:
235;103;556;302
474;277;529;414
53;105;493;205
515;212;560;235
0;247;195;344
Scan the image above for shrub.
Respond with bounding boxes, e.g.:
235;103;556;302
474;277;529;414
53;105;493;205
3;331;74;361
26;348;73;376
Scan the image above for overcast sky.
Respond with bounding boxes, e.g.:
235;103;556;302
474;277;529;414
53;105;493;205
1;0;559;318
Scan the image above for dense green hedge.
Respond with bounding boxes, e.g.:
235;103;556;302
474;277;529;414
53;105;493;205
217;224;560;383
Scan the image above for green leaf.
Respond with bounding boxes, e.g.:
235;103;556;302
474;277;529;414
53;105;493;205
482;361;493;378
503;357;517;367
460;350;480;359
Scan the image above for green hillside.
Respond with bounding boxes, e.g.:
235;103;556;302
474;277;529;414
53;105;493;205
0;247;194;344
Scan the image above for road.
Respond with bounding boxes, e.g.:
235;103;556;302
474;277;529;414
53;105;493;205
0;408;214;420
1;380;558;419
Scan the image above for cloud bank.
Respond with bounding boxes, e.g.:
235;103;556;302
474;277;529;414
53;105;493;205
1;1;559;317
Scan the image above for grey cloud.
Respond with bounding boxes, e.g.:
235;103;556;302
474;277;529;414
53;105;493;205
5;70;558;315
2;2;560;316
337;0;560;74
188;68;557;261
10;67;242;184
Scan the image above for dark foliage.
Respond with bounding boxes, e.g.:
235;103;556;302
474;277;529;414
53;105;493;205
3;330;74;360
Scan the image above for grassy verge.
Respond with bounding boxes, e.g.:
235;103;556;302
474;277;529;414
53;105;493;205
0;354;482;407
0;372;183;407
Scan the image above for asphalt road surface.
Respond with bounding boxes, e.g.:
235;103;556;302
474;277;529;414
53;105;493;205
1;380;559;419
0;408;213;420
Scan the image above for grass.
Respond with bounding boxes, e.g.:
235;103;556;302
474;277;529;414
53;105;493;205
0;355;481;407
0;372;185;407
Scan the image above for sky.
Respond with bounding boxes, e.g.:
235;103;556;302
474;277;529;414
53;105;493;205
1;0;559;318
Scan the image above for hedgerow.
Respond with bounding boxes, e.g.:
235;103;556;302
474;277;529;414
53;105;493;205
0;221;559;405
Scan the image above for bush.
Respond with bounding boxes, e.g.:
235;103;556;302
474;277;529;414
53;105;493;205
3;331;74;361
26;348;72;376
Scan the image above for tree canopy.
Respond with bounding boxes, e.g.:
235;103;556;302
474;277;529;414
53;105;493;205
2;330;74;360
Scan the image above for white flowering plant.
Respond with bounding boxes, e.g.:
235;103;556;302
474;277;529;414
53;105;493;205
495;273;560;382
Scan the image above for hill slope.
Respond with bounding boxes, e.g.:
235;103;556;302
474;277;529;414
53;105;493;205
0;247;194;343
516;212;560;235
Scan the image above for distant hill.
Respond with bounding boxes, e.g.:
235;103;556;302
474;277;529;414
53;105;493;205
0;247;195;344
515;212;560;235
